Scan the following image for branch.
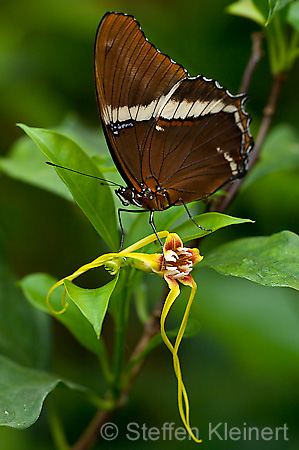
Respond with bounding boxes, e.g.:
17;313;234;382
212;71;286;213
70;410;115;450
70;298;164;450
207;32;263;213
239;32;264;94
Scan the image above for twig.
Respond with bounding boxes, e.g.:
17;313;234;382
240;32;264;94
118;299;164;400
208;32;263;213
70;298;164;450
70;410;115;450
213;71;286;213
246;72;287;171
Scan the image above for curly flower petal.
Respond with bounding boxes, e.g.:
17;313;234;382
46;230;203;442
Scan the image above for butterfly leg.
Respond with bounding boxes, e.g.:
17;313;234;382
149;210;166;268
117;208;166;266
117;208;148;251
180;199;212;233
117;208;127;251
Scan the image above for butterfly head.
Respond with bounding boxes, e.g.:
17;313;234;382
115;185;171;211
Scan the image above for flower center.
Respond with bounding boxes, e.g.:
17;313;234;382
163;247;194;279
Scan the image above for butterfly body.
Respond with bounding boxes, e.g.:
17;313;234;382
94;12;253;232
115;184;171;211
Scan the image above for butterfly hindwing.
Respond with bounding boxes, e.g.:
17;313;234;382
141;76;252;204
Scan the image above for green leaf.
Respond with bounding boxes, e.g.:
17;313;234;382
252;0;291;25
251;0;293;25
266;0;293;25
202;230;299;290
0;117;114;200
286;0;299;32
64;275;119;338
242;124;299;188
18;124;118;250
20;273;108;359
0;241;51;369
0;354;90;429
226;0;266;25
253;0;270;22
194;267;299;381
0;135;72;200
171;212;254;243
55;116;113;163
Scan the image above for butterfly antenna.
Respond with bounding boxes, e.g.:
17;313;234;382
46;162;123;187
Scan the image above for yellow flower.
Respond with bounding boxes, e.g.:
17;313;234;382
47;231;203;443
149;233;203;443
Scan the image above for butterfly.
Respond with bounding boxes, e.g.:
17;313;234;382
94;12;253;246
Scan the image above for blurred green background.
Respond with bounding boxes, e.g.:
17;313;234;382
0;0;298;449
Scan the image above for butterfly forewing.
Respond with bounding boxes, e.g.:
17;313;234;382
94;12;188;191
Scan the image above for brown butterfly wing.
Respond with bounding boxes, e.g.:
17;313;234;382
94;12;188;191
141;76;252;205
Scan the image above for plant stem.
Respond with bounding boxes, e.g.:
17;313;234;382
267;24;278;73
287;30;299;69
48;401;69;450
239;32;264;94
119;296;165;396
212;71;286;213
70;409;115;450
70;296;164;450
273;14;287;71
96;338;112;383
111;268;132;398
